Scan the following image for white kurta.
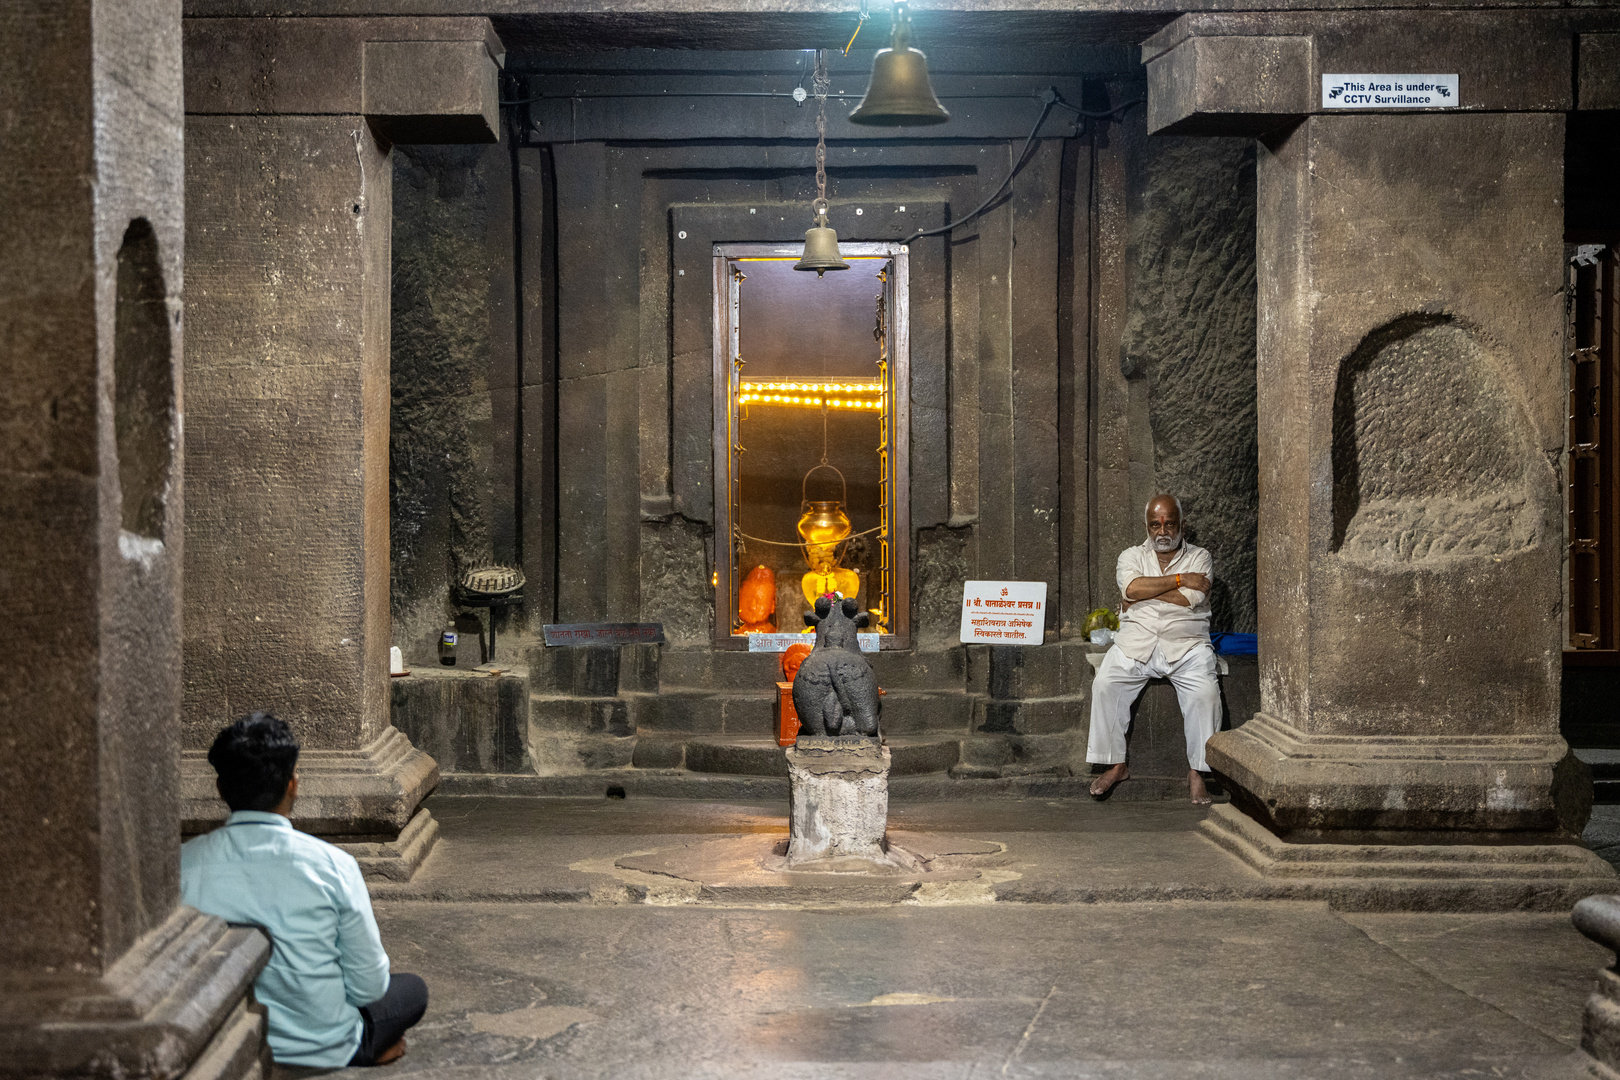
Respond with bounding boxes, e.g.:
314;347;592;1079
1113;538;1212;663
1087;539;1221;771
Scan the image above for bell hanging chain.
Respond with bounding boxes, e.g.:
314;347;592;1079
813;50;830;216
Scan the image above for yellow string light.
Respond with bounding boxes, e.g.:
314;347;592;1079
736;378;883;411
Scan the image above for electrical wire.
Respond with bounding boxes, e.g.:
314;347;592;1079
497;80;1142;248
497;90;1121;105
900;91;1141;245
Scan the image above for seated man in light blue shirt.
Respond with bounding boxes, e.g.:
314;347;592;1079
181;712;428;1067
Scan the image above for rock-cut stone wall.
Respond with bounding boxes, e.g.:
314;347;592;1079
391;143;516;662
1122;136;1259;633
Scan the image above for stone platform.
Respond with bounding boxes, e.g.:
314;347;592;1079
268;791;1620;1079
390;643;1261;802
371;793;1617;912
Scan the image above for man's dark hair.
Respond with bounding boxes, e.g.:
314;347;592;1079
208;712;300;812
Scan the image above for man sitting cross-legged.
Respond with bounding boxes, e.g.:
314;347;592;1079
182;712;428;1068
1087;493;1222;805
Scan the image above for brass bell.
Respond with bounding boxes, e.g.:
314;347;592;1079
793;208;849;276
848;3;949;127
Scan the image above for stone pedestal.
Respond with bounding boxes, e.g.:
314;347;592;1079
786;737;891;867
180;17;503;875
1574;895;1620;1078
0;2;270;1073
1144;15;1594;845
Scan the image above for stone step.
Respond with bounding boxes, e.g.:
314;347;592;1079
638;735;962;778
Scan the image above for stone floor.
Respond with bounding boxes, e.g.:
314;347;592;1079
1582;804;1620;868
271;795;1620;1078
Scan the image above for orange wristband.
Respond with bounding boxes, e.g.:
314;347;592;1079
1176;574;1182;588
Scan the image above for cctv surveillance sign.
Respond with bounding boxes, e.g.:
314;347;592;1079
1322;74;1458;109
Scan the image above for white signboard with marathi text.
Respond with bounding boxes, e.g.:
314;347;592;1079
959;581;1048;646
1322;74;1458;109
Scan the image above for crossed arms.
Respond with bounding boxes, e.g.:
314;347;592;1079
1123;570;1211;608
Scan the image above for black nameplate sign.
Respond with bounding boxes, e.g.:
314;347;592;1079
542;622;665;647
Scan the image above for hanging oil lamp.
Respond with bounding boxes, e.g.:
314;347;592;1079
798;465;860;606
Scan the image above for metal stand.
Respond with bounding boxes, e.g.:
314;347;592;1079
454;589;524;663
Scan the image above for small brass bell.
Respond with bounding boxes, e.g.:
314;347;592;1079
793;208;849;276
848;2;949;127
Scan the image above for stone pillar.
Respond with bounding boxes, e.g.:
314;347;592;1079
786;738;891;867
180;17;504;877
1145;15;1595;843
0;2;271;1074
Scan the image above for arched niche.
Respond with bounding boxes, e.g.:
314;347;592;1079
1330;314;1539;567
114;219;174;547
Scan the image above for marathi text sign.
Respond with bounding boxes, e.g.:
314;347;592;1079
959;581;1048;645
543;622;665;646
1322;74;1458;109
747;632;879;654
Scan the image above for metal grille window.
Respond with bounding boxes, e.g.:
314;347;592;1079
1569;243;1619;650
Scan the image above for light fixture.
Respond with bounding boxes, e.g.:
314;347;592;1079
847;2;949;127
794;51;849;276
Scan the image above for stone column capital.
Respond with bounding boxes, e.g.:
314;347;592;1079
184;15;505;142
1142;10;1606;136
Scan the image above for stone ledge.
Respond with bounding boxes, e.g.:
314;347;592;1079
1209;713;1588;837
0;910;270;1078
1200;803;1616;910
182;996;271;1080
392;665;528;774
430;770;1103;801
437;770;790;800
183;727;440;836
336;807;440;883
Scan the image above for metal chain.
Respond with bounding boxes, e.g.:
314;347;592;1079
813;50;830;215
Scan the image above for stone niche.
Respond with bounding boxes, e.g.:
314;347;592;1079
1331;314;1540;568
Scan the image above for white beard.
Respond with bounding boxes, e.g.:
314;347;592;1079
1152;532;1181;553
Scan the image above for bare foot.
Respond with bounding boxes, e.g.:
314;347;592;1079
375;1038;407;1066
1189;769;1212;805
1090;763;1130;799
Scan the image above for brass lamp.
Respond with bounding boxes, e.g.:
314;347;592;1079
799;500;852;574
798;467;860;606
848;2;950;127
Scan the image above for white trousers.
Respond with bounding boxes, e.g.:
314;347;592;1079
1086;643;1221;772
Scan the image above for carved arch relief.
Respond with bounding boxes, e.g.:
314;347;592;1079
1330;314;1539;567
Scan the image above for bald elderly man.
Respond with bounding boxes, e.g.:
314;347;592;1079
1088;494;1221;804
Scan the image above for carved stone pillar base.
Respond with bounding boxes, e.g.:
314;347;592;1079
0;909;271;1080
1202;803;1615;911
1210;713;1593;842
336;808;441;883
1575;897;1620;1077
182;729;440;881
182;727;439;836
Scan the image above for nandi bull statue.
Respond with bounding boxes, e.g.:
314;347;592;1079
791;593;880;739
